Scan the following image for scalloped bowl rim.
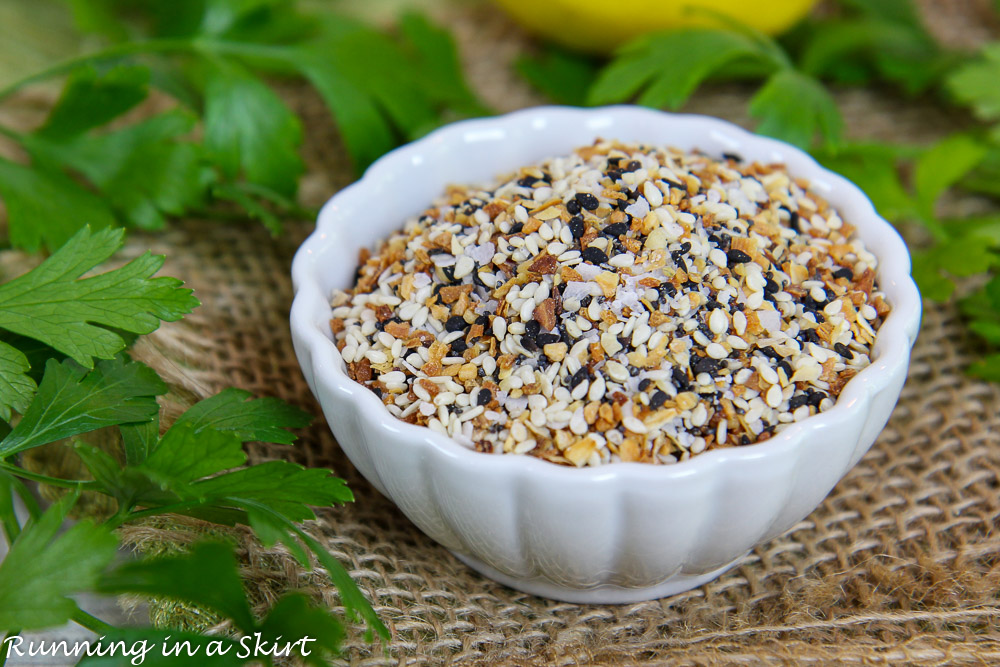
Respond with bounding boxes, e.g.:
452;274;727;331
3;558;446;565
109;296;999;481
291;105;921;485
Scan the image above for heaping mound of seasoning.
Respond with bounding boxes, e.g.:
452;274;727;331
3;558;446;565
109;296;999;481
330;140;890;467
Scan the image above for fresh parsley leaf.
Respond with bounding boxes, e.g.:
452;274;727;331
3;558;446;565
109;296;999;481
202;59;303;198
588;28;782;108
141;423;245;487
27;111;213;231
0;492;118;631
961;146;1000;199
192;461;352;520
293;51;395;171
749;69;842;149
797;0;948;95
911;238;998;302
0;158;117;252
38;64;149;139
967;353;1000;382
171;387;311;446
398;12;490;117
0;357;165;458
515;46;598;106
812;142;917;222
947;43;1000;142
119;419;160;467
913;133;987;219
257;593;343;667
0;343;34;422
96;540;347;663
99;540;257;633
236;502;387;641
0;225;199;373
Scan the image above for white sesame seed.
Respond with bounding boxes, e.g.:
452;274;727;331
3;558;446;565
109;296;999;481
453;255;475;279
765;384;782;408
709;309;728;335
733;310;747;335
705;342;728;359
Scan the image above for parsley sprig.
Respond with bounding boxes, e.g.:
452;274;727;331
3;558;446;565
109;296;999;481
0;226;387;665
0;0;489;251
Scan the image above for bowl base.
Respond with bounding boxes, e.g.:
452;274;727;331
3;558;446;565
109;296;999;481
449;551;747;604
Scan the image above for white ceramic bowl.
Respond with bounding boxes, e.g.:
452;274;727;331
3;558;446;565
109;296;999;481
290;106;922;604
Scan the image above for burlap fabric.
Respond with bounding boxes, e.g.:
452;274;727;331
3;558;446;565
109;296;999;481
4;2;1000;665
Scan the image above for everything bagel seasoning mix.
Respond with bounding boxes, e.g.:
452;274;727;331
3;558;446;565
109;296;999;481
329;140;890;467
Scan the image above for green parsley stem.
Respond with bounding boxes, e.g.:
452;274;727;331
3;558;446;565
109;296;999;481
0;462;101;491
0;39;196;104
0;631;21;666
71;609;115;636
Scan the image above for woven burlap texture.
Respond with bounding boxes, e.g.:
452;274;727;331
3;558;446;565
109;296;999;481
3;2;999;665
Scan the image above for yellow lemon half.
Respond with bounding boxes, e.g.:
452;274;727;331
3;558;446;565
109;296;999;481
495;0;818;54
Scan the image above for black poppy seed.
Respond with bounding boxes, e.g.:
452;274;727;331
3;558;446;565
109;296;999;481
581;247;608;264
664;179;685;190
683;280;698;290
509;222;524;234
658;283;677;297
833;267;854;280
603;222;629;237
759;346;783;361
442;266;459;283
764;278;780;295
789;210;801;233
778;360;793;379
568;216;585;239
834;342;854;359
740;435;751;445
672;367;691;391
575;192;600;210
638;378;652;392
680;242;691;253
692;356;720;375
607;156;622;166
477;389;492;406
807;391;827;408
521;336;538;352
580;295;593;309
445;315;467;332
649;390;669;409
476;314;490;326
537;332;561;346
524;320;541;337
727;249;752;264
607;169;623;181
799;328;821;344
722;152;743;163
788;394;809;410
566;199;581;215
449;338;468;354
570;367;589;388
